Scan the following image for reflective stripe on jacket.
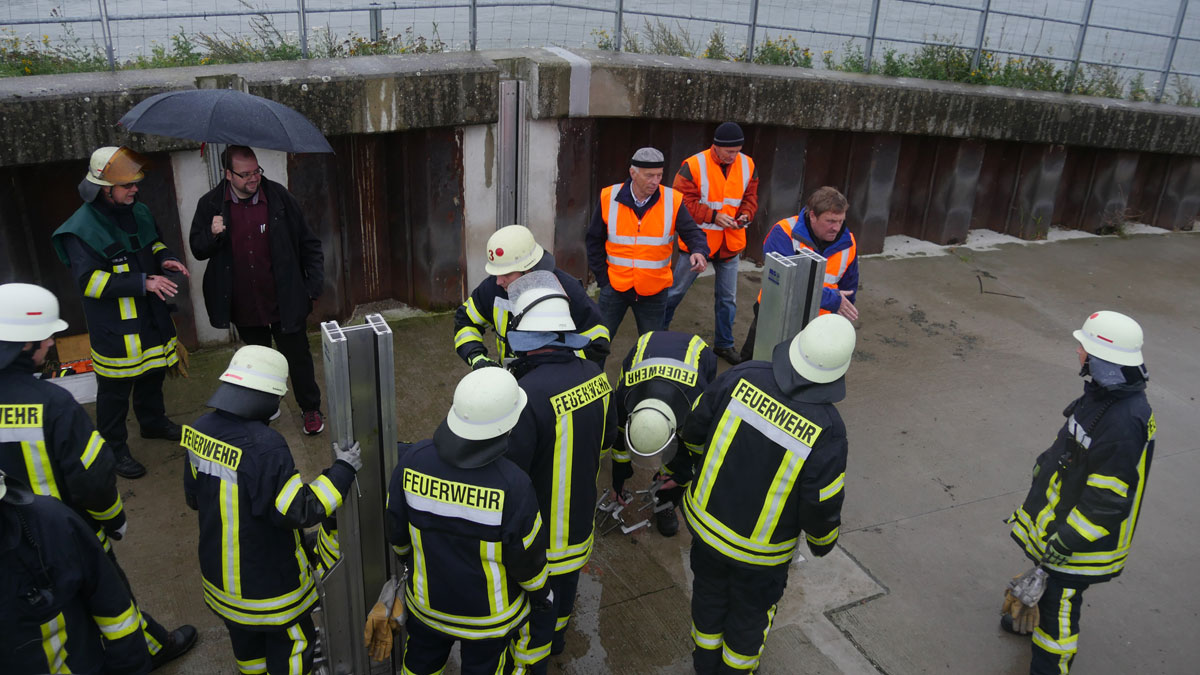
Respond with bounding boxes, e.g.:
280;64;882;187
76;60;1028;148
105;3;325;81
182;411;355;628
1009;381;1155;584
386;440;549;640
671;362;848;567
601;184;680;296
678;150;754;255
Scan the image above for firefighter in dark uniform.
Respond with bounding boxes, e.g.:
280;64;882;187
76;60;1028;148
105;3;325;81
1002;310;1156;674
183;346;362;675
51;146;191;479
499;271;615;672
454;224;610;369
385;367;551;675
609;329;717;536
0;469;151;675
0;282;196;669
662;314;855;674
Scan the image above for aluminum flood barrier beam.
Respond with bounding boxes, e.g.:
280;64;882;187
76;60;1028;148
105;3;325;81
753;250;825;361
318;314;399;675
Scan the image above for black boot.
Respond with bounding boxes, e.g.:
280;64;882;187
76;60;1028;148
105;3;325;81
141;420;182;441
655;507;679;537
151;625;198;670
112;447;146;479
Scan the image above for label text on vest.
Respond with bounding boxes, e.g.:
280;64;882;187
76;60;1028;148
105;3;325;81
625;364;697;388
551;374;612;416
0;404;42;428
403;469;504;511
182;425;243;470
731;379;823;447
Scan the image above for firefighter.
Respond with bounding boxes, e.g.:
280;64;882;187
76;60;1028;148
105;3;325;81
455;224;610;368
51;146;191;479
183;346;362;675
663;314;855;674
609;330;717;537
1002;311;1155;674
384;367;551;675
0;282;196;669
0;469;151;675
500;271;615;672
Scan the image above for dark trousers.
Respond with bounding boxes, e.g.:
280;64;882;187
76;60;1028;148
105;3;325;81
739;302;760;362
402;613;513;675
237;324;321;412
690;540;788;674
597;285;667;340
95;369;170;452
1030;576;1088;675
515;571;581;674
226;615;315;675
106;548;170;659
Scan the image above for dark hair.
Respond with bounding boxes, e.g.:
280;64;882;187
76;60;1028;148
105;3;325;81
221;145;257;171
806;186;848;218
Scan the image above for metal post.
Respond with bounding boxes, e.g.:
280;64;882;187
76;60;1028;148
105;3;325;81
297;0;309;58
753;250;826;361
746;0;760;62
498;79;520;229
970;0;992;72
1066;0;1095;92
95;0;116;72
369;5;383;42
864;0;881;73
614;0;624;51
470;0;477;50
1156;0;1189;102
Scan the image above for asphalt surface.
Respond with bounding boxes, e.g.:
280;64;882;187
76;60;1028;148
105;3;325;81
108;231;1200;674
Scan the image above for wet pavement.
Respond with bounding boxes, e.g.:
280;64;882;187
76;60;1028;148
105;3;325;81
111;231;1200;674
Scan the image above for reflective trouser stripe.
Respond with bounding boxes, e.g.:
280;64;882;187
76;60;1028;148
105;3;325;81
286;623;308;675
1032;585;1080;675
237;658;268;674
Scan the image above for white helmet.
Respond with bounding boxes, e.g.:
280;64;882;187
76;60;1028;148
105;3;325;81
85;146;148;186
1073;310;1143;366
626;398;677;457
446;367;528;441
788;314;856;383
0;283;70;342
509;271;576;332
485;225;545;276
220;345;289;395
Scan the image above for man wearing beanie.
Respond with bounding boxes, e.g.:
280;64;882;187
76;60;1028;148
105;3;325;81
587;147;710;338
663;122;759;365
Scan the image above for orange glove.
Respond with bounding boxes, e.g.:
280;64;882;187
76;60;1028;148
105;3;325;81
364;577;399;662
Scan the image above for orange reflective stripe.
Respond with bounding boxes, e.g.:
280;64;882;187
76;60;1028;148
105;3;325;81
604;185;678;296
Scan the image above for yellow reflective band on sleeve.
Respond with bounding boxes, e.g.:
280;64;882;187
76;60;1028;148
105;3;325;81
79;430;105;470
455;326;484;349
95;601;141;640
807;527;839;546
85;270;111;298
40;612;69;674
523;511;543;549
685;335;707;369
632;332;653;365
87;494;124;522
152;242;167;253
579;323;610;341
0;404;42;427
410;527;429;608
274;474;304;516
391;543;412;556
481;540;506;615
220;480;242;595
691;624;723;650
550;373;612;416
820;473;845;501
521;563;549;593
464;297;487;326
1066;508;1110;542
310;475;343;516
182;425;243;470
1086;474;1129;498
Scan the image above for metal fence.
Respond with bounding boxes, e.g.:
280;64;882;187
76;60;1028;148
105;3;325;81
4;0;1198;101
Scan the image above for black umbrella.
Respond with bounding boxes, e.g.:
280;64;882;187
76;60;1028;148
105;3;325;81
118;89;333;154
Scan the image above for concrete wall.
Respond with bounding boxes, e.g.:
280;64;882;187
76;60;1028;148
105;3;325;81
1;49;1198;345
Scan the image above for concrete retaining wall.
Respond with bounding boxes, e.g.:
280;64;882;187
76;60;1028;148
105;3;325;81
1;49;1197;345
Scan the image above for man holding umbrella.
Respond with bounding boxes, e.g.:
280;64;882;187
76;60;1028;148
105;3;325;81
189;146;327;435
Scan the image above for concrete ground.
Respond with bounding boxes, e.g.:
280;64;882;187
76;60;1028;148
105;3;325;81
109;232;1200;675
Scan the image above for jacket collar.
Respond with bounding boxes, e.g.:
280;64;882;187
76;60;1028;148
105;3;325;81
615;181;661;210
793;207;853;256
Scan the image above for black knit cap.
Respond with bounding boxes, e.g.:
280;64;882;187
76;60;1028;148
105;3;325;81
713;122;744;147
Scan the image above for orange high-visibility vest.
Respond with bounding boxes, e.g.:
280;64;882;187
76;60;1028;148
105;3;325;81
678;149;754;256
602;184;681;296
758;215;857;314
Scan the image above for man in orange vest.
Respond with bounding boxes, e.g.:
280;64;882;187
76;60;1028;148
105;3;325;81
586;148;710;338
663;123;759;365
740;186;859;361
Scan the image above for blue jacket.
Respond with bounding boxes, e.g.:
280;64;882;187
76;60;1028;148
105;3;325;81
762;208;858;312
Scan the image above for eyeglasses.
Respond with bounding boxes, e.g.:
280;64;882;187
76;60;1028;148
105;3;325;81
230;167;264;179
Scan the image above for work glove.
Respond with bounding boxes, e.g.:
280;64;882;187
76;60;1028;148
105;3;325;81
653;472;683;509
530;589;555;613
1041;535;1071;567
611;458;633;496
364;576;402;662
1001;566;1047;635
334;441;363;472
469;354;502;370
168;341;190;378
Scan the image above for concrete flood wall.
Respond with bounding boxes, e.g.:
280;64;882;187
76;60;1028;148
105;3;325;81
1;49;1198;346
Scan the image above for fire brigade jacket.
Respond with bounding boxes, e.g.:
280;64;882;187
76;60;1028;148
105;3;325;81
507;350;615;575
611;331;717;469
182;410;356;629
1;489;149;675
454;251;610;365
0;356;125;552
1009;378;1155;585
586;180;708;294
675;148;758;258
385;439;550;640
761;209;858;313
669;361;848;567
51;202;180;379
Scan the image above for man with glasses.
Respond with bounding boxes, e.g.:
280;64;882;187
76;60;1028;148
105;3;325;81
189;146;327;435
